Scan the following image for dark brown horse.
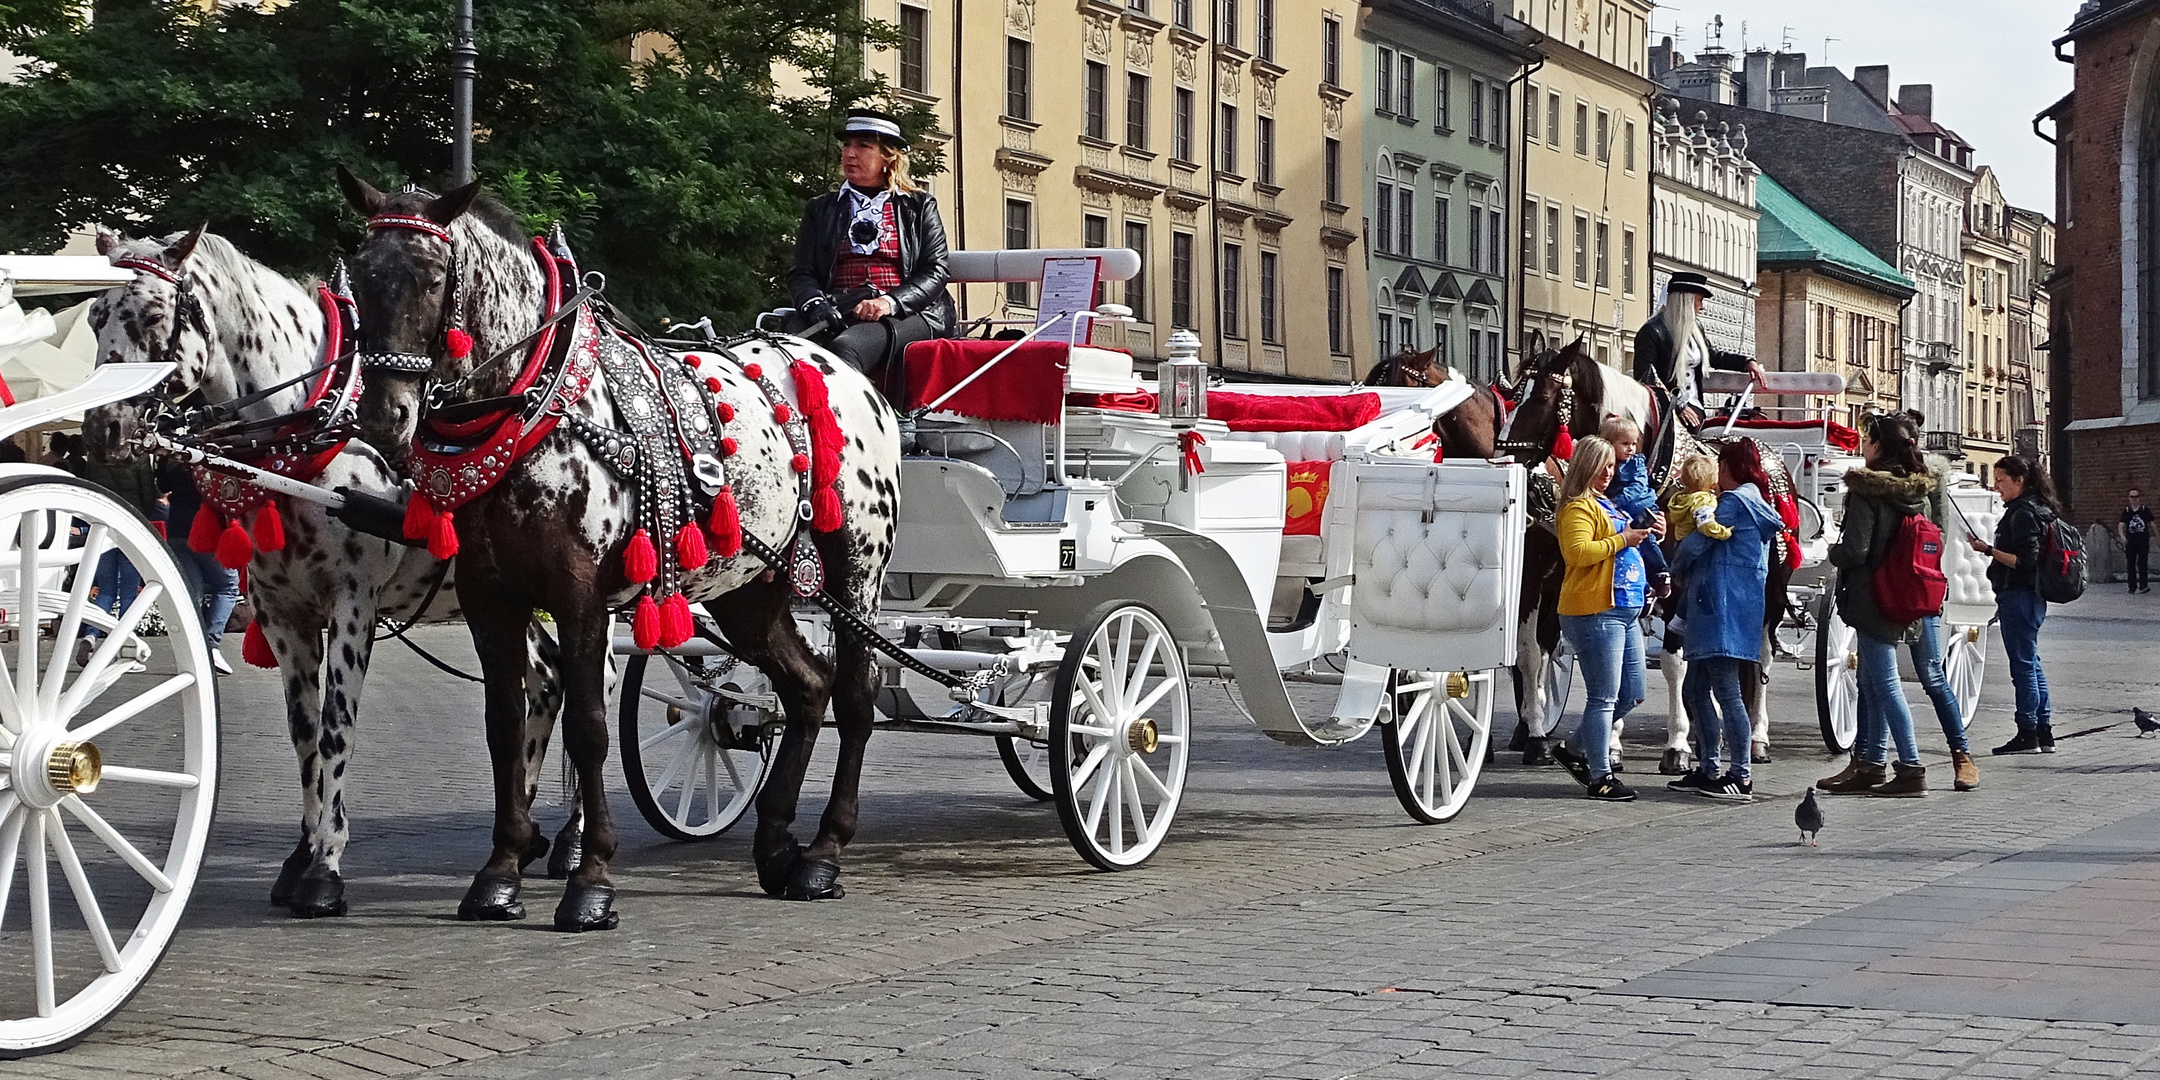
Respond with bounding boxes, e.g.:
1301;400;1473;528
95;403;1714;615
1363;347;1505;460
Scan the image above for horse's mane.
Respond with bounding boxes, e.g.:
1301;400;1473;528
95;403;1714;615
456;192;535;254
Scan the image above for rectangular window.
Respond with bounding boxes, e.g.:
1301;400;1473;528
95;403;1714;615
1126;73;1150;149
1376;48;1393;114
1595;221;1609;288
1469;77;1484;140
1256;116;1275;185
1123;221;1149;321
1435;67;1451;130
1468;328;1482;372
1083;213;1109;306
1433;321;1450;367
1574;101;1588;155
1323;138;1341;203
1399;316;1416;353
1624;119;1637;171
1523;82;1538;141
1488;209;1503;275
1378;315;1394;359
1327;267;1345;353
1221;243;1243;338
1544;205;1560;275
1171;231;1194;328
1175;0;1193;29
1004;200;1033;305
1129;0;1148;13
898;6;928;94
1521;198;1538;271
1490;85;1506;145
1436;195;1451;265
1174;88;1195;162
1322;17;1340;87
1487;330;1502;377
1259;251;1280;344
1595;110;1610;163
1375;180;1394;255
1547;92;1561;149
1397;185;1414;256
1219;103;1238;174
1467;206;1483;269
1573;213;1588;283
1621;228;1636;294
1006;38;1032;120
1219;0;1237;48
1257;0;1275;60
1398;56;1416;122
1084;61;1108;140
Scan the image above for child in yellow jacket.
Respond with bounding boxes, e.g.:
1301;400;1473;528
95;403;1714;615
1666;455;1732;544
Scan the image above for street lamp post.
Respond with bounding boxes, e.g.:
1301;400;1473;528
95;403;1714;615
450;0;477;186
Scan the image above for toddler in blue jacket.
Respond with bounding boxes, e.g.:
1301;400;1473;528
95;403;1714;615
1601;417;1670;597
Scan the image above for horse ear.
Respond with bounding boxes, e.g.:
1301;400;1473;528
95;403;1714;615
94;227;119;257
424;179;483;227
337;164;387;216
165;223;205;263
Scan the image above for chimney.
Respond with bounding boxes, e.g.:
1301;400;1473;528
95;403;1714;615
1743;49;1771;110
1899;83;1934;118
1772;51;1808;89
1651;36;1674;79
1853;65;1891;109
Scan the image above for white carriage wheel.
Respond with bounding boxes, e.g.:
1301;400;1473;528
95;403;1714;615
1048;602;1190;871
994;737;1055;802
1814;591;1860;753
617;652;772;842
0;477;219;1057
1538;636;1576;738
1381;669;1492;824
1945;622;1987;732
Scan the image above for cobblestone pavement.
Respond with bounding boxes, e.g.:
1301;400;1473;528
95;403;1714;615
9;589;2160;1079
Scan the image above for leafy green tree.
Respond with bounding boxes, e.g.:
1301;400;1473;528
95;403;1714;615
0;0;935;324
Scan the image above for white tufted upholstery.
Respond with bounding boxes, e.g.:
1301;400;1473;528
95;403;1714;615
1943;487;2004;620
1220;430;1349;462
1345;463;1525;672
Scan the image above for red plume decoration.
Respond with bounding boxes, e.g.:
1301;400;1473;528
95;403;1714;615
624;529;658;584
631;595;661;651
675;524;709;570
1553;426;1576;463
445;327;473;361
216;518;253;570
252;500;286;553
242;620;278;668
709;486;742;558
428;510;459;560
403;492;435;542
188;509;222;555
793;359;846;533
659;593;695;648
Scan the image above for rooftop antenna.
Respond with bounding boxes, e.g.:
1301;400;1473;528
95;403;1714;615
1824;36;1838;63
1741;20;1749;51
1710;14;1724;49
1780;25;1795;52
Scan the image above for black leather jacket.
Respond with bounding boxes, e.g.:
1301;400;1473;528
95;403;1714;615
788;188;955;336
1633;317;1751;401
1989;494;2050;592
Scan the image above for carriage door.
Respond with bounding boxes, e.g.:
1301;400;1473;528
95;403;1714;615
1342;462;1527;674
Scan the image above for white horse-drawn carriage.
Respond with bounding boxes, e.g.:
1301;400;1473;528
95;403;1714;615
614;249;1529;868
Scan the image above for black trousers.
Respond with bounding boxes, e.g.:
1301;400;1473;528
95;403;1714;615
2129;537;2150;591
787;310;939;376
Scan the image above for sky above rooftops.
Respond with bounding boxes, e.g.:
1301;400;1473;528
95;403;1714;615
1651;0;2081;212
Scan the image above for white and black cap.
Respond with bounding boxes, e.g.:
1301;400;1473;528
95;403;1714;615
836;109;909;150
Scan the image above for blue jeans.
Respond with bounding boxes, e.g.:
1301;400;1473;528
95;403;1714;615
1560;606;1645;781
1854;629;1921;767
84;549;142;642
1909;616;1967;752
1997;586;2050;733
169;541;241;650
1683;656;1752;782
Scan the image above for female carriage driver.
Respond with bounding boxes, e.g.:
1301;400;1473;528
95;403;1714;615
787;109;956;375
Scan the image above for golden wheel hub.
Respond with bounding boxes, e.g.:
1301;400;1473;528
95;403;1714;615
1965;626;1983;644
1844;651;1859;671
47;741;101;796
1127;718;1160;754
1445;671;1470;699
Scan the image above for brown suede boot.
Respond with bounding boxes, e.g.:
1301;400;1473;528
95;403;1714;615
1819;757;1888;795
1869;761;1929;798
1952;751;1979;791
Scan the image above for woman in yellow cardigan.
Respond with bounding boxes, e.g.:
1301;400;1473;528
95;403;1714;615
1553;436;1661;801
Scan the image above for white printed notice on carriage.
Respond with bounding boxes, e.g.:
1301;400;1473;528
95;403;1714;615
1036;257;1101;344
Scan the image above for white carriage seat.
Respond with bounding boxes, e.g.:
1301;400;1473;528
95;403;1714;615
912;418;1050;498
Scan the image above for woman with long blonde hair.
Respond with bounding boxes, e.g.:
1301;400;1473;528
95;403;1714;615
786;109;954;375
1553;436;1660;801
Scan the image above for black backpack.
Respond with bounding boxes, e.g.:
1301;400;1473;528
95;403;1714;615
2036;507;2087;604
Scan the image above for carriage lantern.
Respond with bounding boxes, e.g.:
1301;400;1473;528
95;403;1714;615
1159;329;1207;422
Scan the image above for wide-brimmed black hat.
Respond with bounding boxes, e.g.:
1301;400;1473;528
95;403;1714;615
1667;272;1714;298
835;109;909;150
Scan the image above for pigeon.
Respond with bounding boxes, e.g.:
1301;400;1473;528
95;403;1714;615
2136;708;2160;738
1795;787;1825;847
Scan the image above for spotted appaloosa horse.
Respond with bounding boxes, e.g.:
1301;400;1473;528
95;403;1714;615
1363;347;1505;459
340;172;902;930
1501;342;1792;769
82;226;573;918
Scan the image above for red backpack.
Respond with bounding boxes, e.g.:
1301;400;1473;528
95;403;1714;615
1873;511;1949;624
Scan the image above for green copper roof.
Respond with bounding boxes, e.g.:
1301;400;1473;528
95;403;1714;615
1755;175;1916;297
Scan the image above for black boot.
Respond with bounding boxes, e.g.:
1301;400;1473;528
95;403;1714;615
1992;730;2039;756
2037;724;2056;753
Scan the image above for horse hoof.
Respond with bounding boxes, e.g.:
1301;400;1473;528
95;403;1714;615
545;825;584;881
1659;748;1689;776
783;857;845;901
1507;721;1530;753
1522;737;1556;767
554;881;619;932
756;841;803;898
1752;741;1772;765
269;843;311;908
518;831;550;872
458;876;526;922
288;868;348;919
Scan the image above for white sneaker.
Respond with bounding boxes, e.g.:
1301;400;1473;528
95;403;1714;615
210;649;233;676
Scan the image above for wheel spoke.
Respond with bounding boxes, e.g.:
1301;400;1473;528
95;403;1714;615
59;583;165;721
717;743;747;792
1127;674;1182;721
1120;758;1150;839
60;796;173;893
1422;701;1441;806
650;726;701;800
1068;740;1112;793
704;745;720;816
97;764;201;790
1076;668;1116;726
1066;723;1117;740
26;813;52;1017
41;524;111;716
674;743;703;822
1128;754;1173;801
46;814;121;973
1106;757;1125;856
1124;629;1161;711
638;713;697;752
1110;618;1135;708
0;794;19;933
15;512;44;726
69;672;195;744
1079;751;1116;839
637;687;700;713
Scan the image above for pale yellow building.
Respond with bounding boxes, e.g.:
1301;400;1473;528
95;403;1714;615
855;0;1363;379
1508;0;1654;371
1962;166;2018;478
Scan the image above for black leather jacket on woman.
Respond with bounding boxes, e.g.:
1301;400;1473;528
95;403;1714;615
788;188;955;336
1989;494;2050;593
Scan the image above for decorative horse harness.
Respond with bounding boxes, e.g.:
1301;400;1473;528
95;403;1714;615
360;216;852;652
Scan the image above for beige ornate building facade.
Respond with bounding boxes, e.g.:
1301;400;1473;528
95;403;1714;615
1962;166;2020;478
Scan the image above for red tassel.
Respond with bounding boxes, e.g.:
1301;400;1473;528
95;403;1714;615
252;500;286;552
403;492;435;542
1553;426;1575;462
709;487;742;558
188;508;221;554
216;518;253;570
812;487;845;533
675;524;709;570
624;528;658;584
1432;443;1447;464
790;453;810;474
631;595;661;651
716;402;734;423
743;362;762;380
242;620;278;668
659;593;695;648
429;511;459;560
445;327;473;360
